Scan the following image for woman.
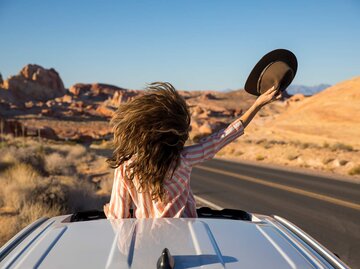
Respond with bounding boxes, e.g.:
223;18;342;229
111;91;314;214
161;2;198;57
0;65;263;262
104;82;280;218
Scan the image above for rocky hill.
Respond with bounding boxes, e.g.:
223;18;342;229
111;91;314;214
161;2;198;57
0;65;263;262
271;76;360;147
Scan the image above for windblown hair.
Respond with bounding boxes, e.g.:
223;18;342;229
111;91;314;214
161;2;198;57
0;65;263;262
107;82;191;201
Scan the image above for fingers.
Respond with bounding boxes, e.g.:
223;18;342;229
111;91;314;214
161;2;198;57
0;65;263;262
266;86;277;95
275;92;282;100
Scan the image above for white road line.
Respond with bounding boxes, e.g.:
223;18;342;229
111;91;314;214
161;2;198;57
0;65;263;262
194;195;223;210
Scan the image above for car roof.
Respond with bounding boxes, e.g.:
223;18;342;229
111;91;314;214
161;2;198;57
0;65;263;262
0;213;349;269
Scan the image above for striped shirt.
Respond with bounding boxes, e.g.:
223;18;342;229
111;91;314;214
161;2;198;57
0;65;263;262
107;118;244;219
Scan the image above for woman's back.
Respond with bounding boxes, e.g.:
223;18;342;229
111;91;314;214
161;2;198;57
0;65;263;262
107;117;244;219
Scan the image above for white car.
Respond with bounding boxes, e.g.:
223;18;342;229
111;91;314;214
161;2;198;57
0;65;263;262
0;208;350;269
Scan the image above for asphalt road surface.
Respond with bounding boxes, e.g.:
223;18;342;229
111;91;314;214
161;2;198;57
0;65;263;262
190;159;360;269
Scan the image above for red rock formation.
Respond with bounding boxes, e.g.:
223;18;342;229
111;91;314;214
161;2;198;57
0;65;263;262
110;90;140;106
1;64;66;103
20;64;65;92
69;83;92;96
95;105;115;118
69;83;132;102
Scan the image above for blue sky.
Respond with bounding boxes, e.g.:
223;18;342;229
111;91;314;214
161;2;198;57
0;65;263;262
0;0;359;90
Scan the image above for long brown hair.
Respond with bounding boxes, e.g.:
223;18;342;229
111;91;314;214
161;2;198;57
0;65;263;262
107;82;190;201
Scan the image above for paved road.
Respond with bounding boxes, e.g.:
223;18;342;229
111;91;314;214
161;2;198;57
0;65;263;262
190;159;360;269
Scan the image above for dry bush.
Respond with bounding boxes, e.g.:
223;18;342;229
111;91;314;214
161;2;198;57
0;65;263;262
256;154;266;161
0;148;17;164
348;165;360;176
45;152;74;175
67;144;87;159
0;143;46;174
290;140;319;150
322;158;334;165
255;139;266;145
0;164;42;210
0;203;62;245
331;143;354;152
263;142;273;149
18;202;62;229
323;142;330;148
300;142;310;149
0;138;107;246
0;216;18;245
287;154;299;161
339;160;348;166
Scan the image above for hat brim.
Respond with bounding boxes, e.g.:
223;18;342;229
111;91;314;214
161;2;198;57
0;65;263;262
244;49;298;96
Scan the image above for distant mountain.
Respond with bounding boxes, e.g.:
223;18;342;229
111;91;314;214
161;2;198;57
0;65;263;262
287;84;331;96
218;84;331;95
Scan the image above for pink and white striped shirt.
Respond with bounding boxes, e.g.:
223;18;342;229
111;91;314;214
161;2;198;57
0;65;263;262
107;118;244;219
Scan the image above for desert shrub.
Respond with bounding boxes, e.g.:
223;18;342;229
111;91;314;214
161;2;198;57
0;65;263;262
290;140;319;150
348;165;360;176
45;152;73;175
0;163;42;210
0;146;18;164
19;202;62;227
0;202;62;245
323;142;330;148
255;139;266;145
15;146;46;174
256;154;266;161
235;150;244;156
339;160;348;166
331;143;353;152
291;140;301;147
66;180;104;212
274;140;286;145
300;142;310;149
0;138;108;246
216;149;225;156
227;148;235;155
263;141;273;149
322;158;334;165
0;216;18;244
287;154;299;161
67;144;87;159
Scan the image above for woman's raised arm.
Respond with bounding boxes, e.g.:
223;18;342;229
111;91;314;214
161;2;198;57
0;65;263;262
181;86;281;166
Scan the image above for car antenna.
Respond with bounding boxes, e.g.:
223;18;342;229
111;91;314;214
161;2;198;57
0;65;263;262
157;248;175;269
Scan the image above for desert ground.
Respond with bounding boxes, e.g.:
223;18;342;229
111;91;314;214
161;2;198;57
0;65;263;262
0;64;359;245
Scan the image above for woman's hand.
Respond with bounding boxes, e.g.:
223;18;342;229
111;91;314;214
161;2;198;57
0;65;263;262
254;86;282;108
239;86;282;128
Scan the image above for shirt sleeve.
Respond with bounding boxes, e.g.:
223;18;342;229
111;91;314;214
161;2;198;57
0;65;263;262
107;166;131;219
181;118;244;166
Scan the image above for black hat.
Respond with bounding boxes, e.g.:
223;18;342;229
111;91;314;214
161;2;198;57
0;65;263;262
244;49;298;96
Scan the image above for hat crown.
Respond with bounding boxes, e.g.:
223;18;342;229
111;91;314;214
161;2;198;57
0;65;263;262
258;61;294;94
